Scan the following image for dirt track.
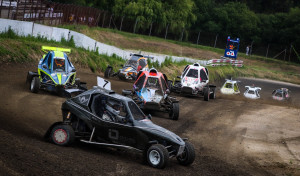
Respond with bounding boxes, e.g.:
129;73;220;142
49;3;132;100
0;63;300;176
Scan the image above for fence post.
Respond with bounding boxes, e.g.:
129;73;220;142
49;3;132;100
120;16;124;31
250;41;254;56
149;22;153;36
108;14;113;28
15;0;20;20
284;48;287;61
289;44;292;62
180;28;184;42
102;12;106;27
214;34;218;48
0;0;3;18
23;0;26;21
133;17;139;33
196;31;201;45
7;0;12;19
164;23;169;40
266;44;269;58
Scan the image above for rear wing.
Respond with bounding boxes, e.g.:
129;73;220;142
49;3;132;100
42;46;71;53
245;86;261;90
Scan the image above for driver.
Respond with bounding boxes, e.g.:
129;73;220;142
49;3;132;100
147;78;158;88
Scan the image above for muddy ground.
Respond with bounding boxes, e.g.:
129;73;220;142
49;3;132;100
0;63;299;176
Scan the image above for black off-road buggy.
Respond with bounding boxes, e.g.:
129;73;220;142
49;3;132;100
45;77;195;169
104;53;152;80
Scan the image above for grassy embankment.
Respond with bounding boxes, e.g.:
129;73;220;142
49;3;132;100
1;25;300;84
0;28;124;73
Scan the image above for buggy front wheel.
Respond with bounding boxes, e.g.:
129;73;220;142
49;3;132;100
147;144;169;169
104;67;112;78
204;87;210;101
30;76;40;93
50;124;75;146
169;103;179;120
177;141;195;166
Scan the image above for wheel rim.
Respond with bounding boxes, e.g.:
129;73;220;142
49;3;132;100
149;150;161;165
53;129;67;144
30;78;35;91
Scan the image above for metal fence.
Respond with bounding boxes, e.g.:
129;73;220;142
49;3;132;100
1;0;299;63
0;0;102;26
99;14;300;63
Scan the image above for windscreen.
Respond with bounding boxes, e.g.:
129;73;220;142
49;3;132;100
186;69;198;78
225;83;232;88
146;77;161;90
248;90;255;94
126;58;138;68
138;59;147;68
128;101;146;120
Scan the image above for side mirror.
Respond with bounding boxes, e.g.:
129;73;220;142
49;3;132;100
71;68;76;72
177;76;181;79
42;64;47;69
148;114;152;120
166;89;170;94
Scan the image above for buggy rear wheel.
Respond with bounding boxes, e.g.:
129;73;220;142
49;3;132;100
30;76;40;93
209;88;216;99
147;144;169;169
104;67;112;78
204;87;210;101
177;141;195;166
169;103;179;120
50;124;75;146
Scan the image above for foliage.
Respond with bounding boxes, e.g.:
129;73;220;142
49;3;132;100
112;0;196;33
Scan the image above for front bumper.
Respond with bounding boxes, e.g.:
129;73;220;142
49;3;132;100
181;86;198;95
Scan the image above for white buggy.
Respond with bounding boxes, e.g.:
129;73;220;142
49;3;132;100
220;79;240;95
170;63;216;101
244;86;261;99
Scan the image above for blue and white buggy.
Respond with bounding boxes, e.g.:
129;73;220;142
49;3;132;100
26;46;87;97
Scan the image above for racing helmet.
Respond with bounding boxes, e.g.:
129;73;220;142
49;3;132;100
147;77;158;86
55;58;65;67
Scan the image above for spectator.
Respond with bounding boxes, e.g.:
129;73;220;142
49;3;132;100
246;45;250;55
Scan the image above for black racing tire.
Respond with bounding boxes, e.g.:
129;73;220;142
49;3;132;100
176;141;195;166
80;82;87;90
209;88;216;99
169;103;179;120
75;78;80;86
204;87;210;101
147;144;169;169
50;124;75;146
30;76;40;93
104;67;112;78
